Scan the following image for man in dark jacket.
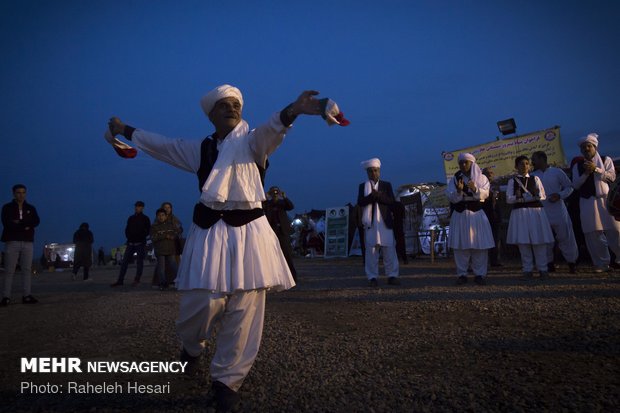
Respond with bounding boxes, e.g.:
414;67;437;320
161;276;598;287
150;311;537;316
1;184;40;306
264;186;297;281
111;201;151;287
72;223;94;281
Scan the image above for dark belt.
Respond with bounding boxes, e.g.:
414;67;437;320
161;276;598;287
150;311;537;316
512;201;543;209
452;201;483;213
192;203;264;229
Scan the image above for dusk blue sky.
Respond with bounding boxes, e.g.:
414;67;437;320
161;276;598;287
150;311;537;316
2;1;619;254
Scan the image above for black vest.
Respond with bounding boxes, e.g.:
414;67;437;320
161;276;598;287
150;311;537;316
450;171;483;213
192;135;269;229
512;176;543;209
196;136;268;192
576;157;609;199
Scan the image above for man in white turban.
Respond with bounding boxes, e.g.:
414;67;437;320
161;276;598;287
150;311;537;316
446;153;495;285
107;85;324;411
357;158;400;286
572;133;620;272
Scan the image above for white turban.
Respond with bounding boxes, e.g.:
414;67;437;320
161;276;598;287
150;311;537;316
578;133;598;147
361;158;381;169
458;152;476;163
200;84;243;117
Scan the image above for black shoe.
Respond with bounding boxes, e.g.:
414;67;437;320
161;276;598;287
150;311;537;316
212;381;240;413
110;282;123;287
610;262;620;270
387;277;401;286
0;297;9;307
539;271;549;279
523;272;534;279
568;263;577;274
456;276;468;285
474;276;486;285
180;348;200;376
547;263;556;273
368;278;378;287
22;295;38;304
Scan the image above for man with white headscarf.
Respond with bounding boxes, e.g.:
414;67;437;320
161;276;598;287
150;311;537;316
572;133;620;272
357;158;400;287
107;85;323;411
446;153;494;285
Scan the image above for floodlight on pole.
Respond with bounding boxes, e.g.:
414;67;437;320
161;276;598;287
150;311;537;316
497;118;517;136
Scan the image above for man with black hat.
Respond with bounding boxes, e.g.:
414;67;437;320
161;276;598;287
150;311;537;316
111;201;151;287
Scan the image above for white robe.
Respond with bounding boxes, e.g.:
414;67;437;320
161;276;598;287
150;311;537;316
531;167;578;262
446;171;494;250
572;156;620;233
132;113;295;293
506;174;554;245
362;180;395;247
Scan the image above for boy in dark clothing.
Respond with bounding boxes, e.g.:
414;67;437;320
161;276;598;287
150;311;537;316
151;208;180;290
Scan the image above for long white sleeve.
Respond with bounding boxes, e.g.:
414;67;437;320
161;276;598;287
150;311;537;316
248;112;290;167
131;130;202;173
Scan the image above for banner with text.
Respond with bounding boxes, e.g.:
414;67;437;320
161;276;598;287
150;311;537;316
441;127;565;182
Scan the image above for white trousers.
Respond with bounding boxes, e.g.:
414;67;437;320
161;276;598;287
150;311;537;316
584;230;620;268
518;244;548;272
3;241;33;297
453;249;488;277
365;244;399;279
176;289;266;392
547;220;579;264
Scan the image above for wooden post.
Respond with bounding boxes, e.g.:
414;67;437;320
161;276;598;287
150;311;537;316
430;229;436;263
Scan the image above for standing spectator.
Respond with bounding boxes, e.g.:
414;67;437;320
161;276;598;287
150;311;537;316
72;223;94;281
506;156;554;278
114;248;122;265
357;158;400;287
447;154;494;285
531;151;578;273
264;186;297;281
571;133;620;272
481;167;503;267
97;246;106;266
110;201;151;287
151;208;180;290
107;85;324;410
161;201;184;260
1;184;40;306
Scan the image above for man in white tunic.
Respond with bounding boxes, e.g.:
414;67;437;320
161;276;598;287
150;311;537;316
357;158;400;287
531;151;578;274
571;133;620;272
446;153;494;285
107;85;322;411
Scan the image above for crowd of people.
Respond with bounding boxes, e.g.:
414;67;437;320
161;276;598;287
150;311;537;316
2;83;619;412
445;133;620;285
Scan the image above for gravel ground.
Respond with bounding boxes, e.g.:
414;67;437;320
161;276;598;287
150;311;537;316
1;257;619;412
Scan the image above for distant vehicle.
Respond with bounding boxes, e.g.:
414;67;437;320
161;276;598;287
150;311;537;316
43;243;75;269
111;240;155;264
